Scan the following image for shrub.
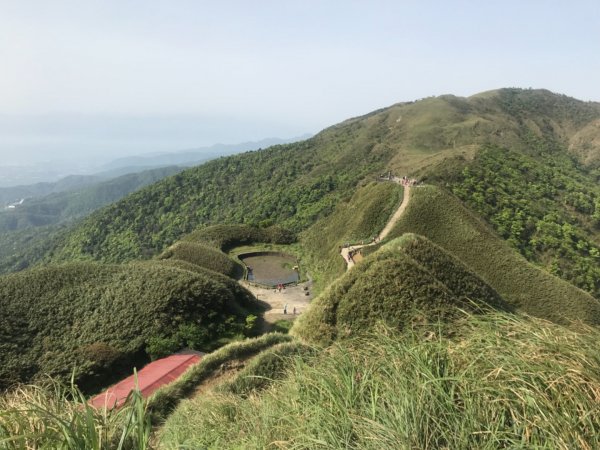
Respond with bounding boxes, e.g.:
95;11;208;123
183;224;296;251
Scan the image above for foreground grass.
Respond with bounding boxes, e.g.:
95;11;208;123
0;380;150;450
147;333;292;423
0;334;293;449
158;312;600;449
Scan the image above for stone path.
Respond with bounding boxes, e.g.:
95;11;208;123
340;185;411;269
239;279;313;324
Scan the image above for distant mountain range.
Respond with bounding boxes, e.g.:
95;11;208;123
99;136;312;171
0;135;311;191
0;166;184;232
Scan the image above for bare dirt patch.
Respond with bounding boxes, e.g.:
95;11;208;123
241;279;313;325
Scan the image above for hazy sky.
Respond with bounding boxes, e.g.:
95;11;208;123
1;0;599;167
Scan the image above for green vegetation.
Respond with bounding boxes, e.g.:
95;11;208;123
381;186;600;326
44;134;390;265
269;319;294;334
3;88;600;449
300;181;403;292
217;341;315;396
447;145;600;297
293;233;509;346
147;333;292;423
3;88;600;278
0;166;182;232
0;261;257;390
158;241;241;277
182;224;295;251
0;380;151;450
157;314;600;449
0;224;68;273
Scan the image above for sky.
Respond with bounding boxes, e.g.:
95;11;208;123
0;0;599;170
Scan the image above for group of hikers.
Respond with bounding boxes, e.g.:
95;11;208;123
282;303;297;315
379;172;420;187
401;175;419;186
274;285;299;315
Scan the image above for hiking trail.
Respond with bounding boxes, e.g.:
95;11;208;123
340;184;411;270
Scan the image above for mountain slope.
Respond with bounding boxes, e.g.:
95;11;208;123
2;89;600;304
0;261;257;390
381;185;600;325
0;166;183;231
292;233;511;346
443;144;600;297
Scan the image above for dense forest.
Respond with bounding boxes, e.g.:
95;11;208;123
0;260;259;390
0;166;182;231
449;143;600;297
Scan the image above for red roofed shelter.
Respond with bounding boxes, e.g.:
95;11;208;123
90;353;202;409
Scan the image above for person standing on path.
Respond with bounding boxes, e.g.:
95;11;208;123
283;303;288;315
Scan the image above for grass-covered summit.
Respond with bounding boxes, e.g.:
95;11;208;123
292;233;510;345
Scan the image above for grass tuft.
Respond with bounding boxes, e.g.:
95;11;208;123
0;378;150;450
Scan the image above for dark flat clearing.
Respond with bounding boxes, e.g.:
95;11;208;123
240;253;298;286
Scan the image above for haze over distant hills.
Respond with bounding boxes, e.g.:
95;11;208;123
0;135;311;188
99;136;312;171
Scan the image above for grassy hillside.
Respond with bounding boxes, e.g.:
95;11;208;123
445;144;600;297
0;166;182;231
381;186;600;325
4;313;598;449
182;224;295;251
300;181;403;293
158;314;600;449
158;241;242;277
293;233;510;346
0;261;258;390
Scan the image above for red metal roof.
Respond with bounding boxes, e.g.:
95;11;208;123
90;353;202;409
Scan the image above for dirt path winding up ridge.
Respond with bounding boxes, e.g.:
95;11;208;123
341;185;411;270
